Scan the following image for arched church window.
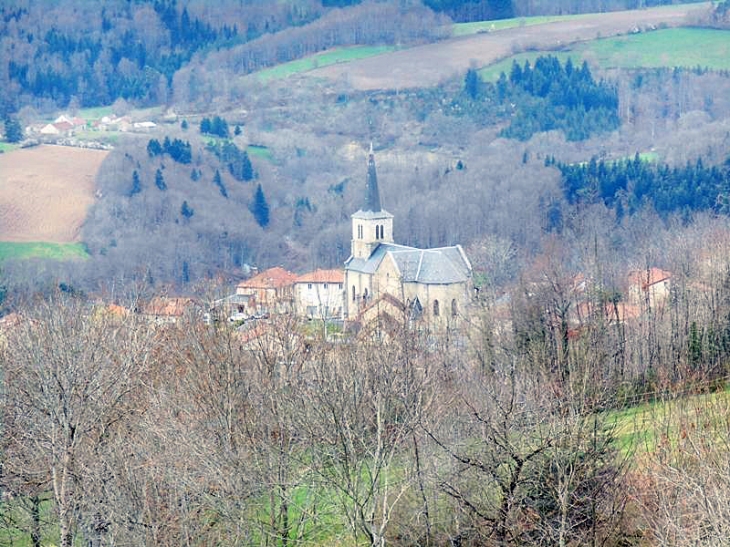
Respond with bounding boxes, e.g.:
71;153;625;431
451;299;458;317
433;300;440;316
352;286;356;302
358;225;363;239
364;288;369;301
380;224;384;239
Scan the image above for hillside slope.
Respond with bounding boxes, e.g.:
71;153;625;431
0;145;108;243
309;4;707;90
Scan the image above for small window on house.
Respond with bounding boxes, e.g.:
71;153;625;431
433;299;440;316
323;284;328;290
451;299;458;317
308;283;312;289
339;283;343;290
364;288;369;300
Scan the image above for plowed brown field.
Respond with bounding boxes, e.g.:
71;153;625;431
0;145;108;243
310;4;708;90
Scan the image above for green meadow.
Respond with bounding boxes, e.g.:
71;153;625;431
0;242;89;261
453;12;595;36
0;142;20;153
452;3;706;37
77;105;114;121
254;45;396;81
609;383;730;460
247;144;273;161
479;27;730;81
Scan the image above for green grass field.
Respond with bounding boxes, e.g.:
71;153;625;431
247;144;273;161
77;105;114;121
0;242;89;261
609;383;730;459
453;13;594;36
452;3;704;37
255;45;396;81
479;28;730;81
0;142;20;153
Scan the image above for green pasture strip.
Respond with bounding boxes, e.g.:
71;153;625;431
479;28;730;81
247;144;272;161
0;142;20;153
453;13;591;36
77;105;113;121
453;2;706;37
582;27;730;71
0;242;89;261
255;45;396;81
609;386;730;459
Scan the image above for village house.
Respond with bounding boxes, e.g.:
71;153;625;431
141;296;201;325
293;269;344;320
236;267;297;316
627;267;672;309
208;293;255;323
344;146;473;330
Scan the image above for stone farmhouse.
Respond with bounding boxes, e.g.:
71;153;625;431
344;146;473;329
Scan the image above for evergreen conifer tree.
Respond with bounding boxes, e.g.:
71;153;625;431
241;151;254;181
181;200;194;219
214;169;228;198
3;116;23;143
464;68;481;100
155;168;167;191
250;183;270;227
130;170;142;196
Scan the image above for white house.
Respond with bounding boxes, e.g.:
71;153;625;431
293;269;345;320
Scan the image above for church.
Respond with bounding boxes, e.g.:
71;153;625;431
344;146;473;328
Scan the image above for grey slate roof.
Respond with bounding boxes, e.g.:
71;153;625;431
346;243;472;285
363;146;381;212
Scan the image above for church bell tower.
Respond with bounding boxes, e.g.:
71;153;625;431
351;144;394;260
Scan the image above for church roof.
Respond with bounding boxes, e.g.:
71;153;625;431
346;243;472;285
363;144;381;212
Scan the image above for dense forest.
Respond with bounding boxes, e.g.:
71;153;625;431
453;56;620;141
0;0;706;115
557;153;730;219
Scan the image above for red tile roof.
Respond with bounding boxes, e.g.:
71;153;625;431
296;269;344;284
53;121;74;132
628;267;672;290
237;267;297;290
143;297;196;317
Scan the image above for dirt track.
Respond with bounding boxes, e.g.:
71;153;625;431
309;4;709;90
0;145;108;243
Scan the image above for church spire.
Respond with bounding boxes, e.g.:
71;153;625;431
364;143;382;212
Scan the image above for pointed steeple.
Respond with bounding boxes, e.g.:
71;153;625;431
349;143;393;260
364;142;382;213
